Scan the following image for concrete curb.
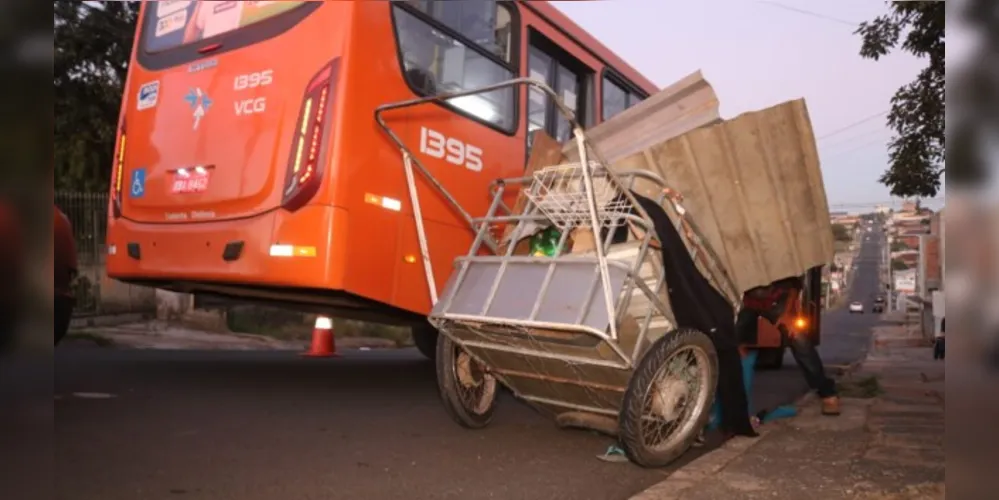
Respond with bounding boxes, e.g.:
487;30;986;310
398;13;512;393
630;424;780;500
70;312;152;330
629;358;867;500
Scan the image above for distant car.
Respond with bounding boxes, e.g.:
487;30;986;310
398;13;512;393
848;301;864;314
874;296;886;304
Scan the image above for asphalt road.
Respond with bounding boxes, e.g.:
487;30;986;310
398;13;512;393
54;228;886;500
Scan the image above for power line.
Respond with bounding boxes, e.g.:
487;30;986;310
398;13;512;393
822;137;890;162
755;1;860;27
821;127;889;150
817;110;889;141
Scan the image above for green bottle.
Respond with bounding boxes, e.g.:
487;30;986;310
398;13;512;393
530;226;562;257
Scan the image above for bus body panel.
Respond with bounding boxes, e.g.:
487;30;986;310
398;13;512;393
108;0;662;322
116;1;349;223
520;1;658;94
334;2;528;314
110;204;342;289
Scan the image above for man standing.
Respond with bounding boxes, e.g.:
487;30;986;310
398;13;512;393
739;275;841;416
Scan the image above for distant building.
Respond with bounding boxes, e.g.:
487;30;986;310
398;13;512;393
899;228;929;248
919;234;942;295
937;210;945;278
894;251;919;268
894;268;917;294
830;213;860;227
920;210;945;338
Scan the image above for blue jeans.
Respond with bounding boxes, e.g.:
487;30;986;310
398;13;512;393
706;350;757;431
788;333;837;398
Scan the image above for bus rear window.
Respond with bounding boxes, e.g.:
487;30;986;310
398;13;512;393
144;1;309;53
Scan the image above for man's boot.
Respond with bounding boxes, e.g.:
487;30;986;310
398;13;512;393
821;396;841;416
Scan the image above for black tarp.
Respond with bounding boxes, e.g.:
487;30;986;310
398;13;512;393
615;192;757;438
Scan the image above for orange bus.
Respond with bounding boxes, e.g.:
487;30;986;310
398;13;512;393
106;0;658;357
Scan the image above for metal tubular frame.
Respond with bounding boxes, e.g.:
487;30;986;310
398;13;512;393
375;79;660;310
374;78;729;373
437;168;678;370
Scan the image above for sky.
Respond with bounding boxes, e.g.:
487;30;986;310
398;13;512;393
553;0;936;212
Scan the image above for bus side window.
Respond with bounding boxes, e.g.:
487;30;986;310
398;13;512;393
602;78;627;122
601;75;645;122
525;31;590;154
392;2;517;132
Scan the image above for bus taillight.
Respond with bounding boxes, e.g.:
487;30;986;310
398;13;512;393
111;121;127;218
282;59;340;212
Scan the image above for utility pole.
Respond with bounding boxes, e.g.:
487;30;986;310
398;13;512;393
884;227;893;312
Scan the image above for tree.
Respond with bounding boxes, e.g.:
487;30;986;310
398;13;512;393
831;223;852;242
855;2;944;198
54;1;140;192
891;259;910;272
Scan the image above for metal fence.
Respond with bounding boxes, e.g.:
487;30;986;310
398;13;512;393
56;192;157;317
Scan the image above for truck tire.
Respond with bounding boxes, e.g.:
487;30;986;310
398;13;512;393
754;347;785;370
411;322;439;361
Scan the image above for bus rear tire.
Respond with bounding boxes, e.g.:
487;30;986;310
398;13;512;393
411;322;438;361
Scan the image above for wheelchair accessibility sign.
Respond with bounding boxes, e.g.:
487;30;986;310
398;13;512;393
130;168;146;198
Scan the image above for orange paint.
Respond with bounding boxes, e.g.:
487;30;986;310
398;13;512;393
106;1;657;323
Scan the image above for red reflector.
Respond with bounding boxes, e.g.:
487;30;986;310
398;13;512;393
307;67;333;93
198;43;223;54
282;58;340;212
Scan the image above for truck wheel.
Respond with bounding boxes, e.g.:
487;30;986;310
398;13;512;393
411;322;438;360
754;347;785;370
435;333;498;429
618;328;718;468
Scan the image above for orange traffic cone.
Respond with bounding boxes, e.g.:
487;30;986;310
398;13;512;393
302;316;339;358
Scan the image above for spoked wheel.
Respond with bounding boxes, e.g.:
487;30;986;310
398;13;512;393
435;333;498;429
619;328;718;468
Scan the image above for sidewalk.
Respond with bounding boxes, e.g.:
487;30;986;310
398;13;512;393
632;321;944;500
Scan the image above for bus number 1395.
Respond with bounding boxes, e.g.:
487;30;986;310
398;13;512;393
419;126;483;172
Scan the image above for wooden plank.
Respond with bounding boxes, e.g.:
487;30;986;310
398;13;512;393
617;99;834;293
563;70;721;164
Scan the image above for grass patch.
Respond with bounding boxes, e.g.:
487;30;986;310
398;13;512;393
837;375;882;398
226;306;414;347
67;331;116;347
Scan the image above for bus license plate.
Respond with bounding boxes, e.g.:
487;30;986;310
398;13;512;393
172;173;210;194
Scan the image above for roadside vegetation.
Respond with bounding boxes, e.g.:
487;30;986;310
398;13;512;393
837;374;883;399
226;305;414;347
